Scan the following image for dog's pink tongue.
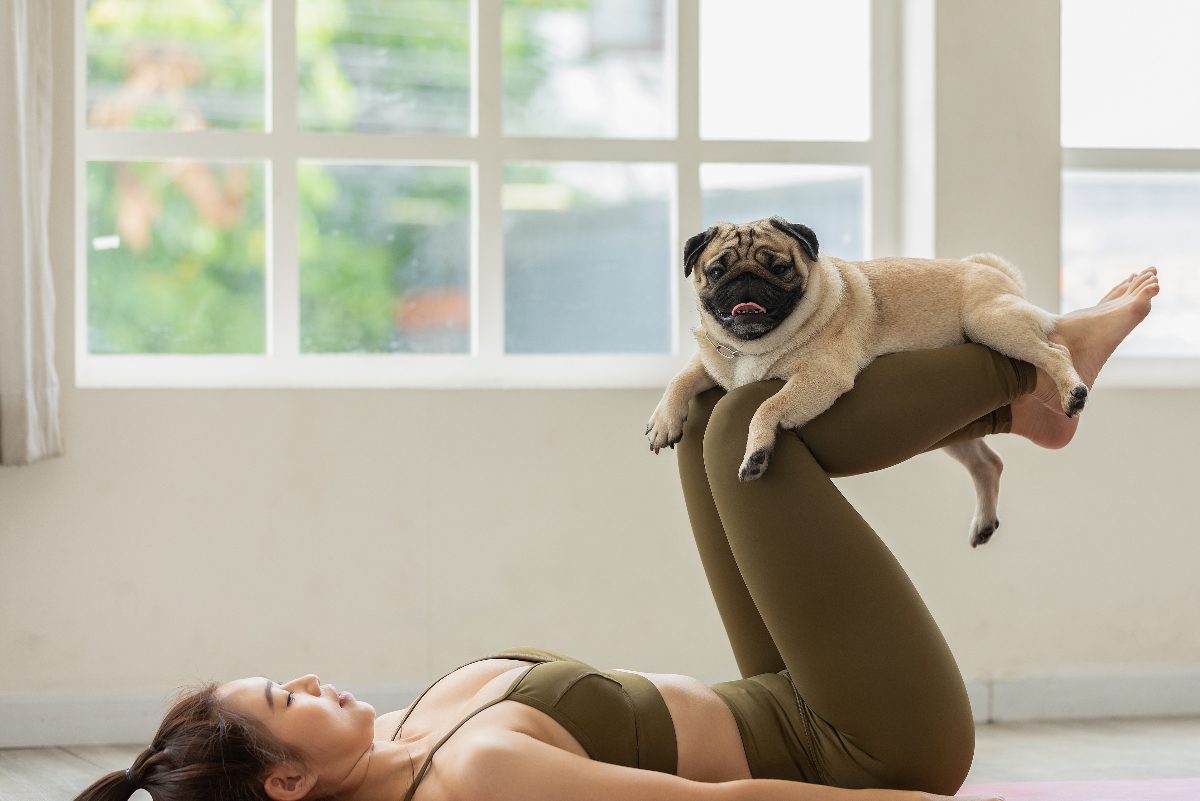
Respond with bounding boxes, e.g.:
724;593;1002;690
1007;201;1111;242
731;302;767;315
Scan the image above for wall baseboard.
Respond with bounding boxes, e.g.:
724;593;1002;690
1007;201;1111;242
984;668;1200;723
3;671;1199;748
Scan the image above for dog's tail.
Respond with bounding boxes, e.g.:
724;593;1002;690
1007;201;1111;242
963;252;1026;293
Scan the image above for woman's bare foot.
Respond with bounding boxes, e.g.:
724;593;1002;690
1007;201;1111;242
1096;271;1138;303
1010;267;1160;448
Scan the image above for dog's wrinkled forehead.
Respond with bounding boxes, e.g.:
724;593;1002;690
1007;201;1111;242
683;216;819;277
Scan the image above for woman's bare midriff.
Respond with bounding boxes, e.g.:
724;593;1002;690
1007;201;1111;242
374;658;753;798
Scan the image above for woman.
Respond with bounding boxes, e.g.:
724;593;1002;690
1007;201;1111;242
73;269;1159;801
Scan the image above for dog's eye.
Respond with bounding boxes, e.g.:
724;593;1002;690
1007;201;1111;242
707;267;725;281
770;261;791;276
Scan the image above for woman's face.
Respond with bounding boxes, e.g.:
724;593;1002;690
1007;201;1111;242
217;673;377;792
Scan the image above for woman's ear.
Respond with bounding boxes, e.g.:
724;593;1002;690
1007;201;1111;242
263;762;317;801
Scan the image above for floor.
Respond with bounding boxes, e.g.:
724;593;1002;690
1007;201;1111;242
2;717;1199;800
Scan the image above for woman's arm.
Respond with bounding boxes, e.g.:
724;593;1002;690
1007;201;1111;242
447;730;924;801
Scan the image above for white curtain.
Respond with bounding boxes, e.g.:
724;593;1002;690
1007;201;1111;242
0;0;62;465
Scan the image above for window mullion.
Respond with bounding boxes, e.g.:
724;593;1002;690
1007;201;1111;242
269;0;299;359
676;0;700;356
870;0;900;258
475;0;503;360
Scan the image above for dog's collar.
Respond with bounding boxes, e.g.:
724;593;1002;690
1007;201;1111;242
702;327;741;359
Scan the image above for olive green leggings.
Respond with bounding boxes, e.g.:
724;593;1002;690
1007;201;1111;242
680;343;1036;795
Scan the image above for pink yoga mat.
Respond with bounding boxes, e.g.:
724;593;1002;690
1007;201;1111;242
958;777;1200;800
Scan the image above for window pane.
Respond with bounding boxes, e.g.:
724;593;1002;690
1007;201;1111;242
1063;171;1200;356
702;164;869;260
700;0;869;141
299;163;472;353
1062;0;1200;148
87;161;266;353
298;0;471;134
85;0;264;130
503;162;672;353
503;0;673;138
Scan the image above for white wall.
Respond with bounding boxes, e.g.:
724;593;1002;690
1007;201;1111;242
2;0;1197;747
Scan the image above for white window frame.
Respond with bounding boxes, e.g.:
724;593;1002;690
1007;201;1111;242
1058;0;1200;387
1062;147;1200;387
74;0;901;389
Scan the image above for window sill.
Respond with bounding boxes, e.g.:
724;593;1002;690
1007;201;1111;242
74;353;1200;391
74;353;691;390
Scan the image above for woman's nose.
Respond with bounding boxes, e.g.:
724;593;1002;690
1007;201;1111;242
284;674;322;694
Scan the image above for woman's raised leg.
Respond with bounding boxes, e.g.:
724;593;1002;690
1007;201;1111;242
675;343;1033;795
701;380;978;793
676;344;1032;683
677;386;785;678
794;343;1034;477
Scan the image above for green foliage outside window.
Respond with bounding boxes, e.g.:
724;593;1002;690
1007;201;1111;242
85;0;594;354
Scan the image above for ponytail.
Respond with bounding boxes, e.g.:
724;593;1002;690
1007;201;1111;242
71;769;136;801
71;682;309;801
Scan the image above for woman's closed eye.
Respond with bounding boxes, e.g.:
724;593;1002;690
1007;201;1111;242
272;681;295;708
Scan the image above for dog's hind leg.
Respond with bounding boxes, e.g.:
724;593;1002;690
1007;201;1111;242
962;296;1089;418
942;438;1003;548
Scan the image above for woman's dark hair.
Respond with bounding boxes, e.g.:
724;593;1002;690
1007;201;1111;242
71;681;315;801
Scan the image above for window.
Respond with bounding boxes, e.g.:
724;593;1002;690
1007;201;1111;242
77;0;894;388
1062;0;1200;373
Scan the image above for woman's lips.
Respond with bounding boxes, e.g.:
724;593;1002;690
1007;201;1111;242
338;690;354;707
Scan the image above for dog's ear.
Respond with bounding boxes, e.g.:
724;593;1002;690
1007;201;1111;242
683;225;719;277
768;216;819;262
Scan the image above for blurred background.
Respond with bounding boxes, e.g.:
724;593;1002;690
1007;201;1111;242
1;1;1197;779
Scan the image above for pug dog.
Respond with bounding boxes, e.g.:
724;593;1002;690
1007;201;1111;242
646;216;1089;548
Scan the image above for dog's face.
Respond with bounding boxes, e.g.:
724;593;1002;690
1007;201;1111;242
684;216;819;340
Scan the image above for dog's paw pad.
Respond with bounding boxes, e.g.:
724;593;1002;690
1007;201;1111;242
737;448;771;481
738;464;764;482
1064;384;1088;417
970;517;1001;548
970;524;995;548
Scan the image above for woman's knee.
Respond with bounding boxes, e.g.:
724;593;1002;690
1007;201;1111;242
702;380;786;448
875;704;976;795
680;385;726;446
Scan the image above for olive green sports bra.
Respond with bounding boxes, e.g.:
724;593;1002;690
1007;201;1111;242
392;646;678;800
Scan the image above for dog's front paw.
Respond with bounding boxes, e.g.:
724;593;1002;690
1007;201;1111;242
646;404;687;454
737;447;772;481
970;516;1000;548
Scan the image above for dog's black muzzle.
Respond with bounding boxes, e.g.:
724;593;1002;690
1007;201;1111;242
704;273;803;340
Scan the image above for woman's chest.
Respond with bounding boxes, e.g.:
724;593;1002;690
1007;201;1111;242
377;659;751;786
378;660;592;754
